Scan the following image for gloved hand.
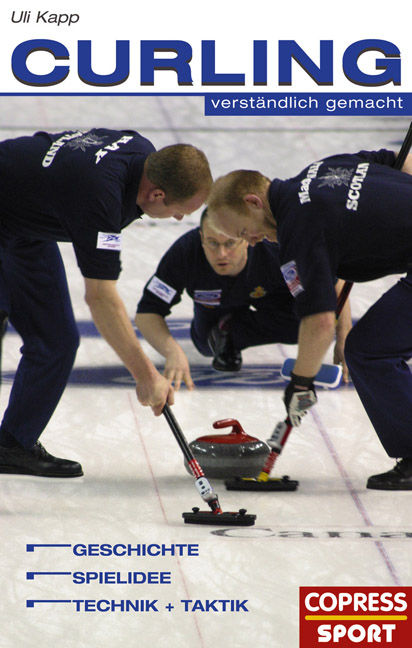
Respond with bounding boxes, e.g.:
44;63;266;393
284;372;317;427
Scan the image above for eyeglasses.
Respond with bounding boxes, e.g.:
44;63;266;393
202;238;244;251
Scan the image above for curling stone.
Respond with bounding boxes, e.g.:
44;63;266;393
184;419;270;479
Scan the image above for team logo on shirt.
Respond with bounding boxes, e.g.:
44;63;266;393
280;260;304;297
66;132;108;151
249;285;267;298
95;135;134;164
41;130;84;167
194;290;222;306
318;167;354;188
41;130;109;167
298;161;323;204
346;162;369;211
315;163;370;211
147;276;177;304
96;232;122;251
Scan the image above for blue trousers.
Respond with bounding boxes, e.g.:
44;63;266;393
0;236;79;449
191;303;300;356
345;274;412;458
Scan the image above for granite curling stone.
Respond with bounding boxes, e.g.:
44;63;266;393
185;418;270;479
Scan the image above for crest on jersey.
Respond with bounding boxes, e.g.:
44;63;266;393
318;167;354;189
249;285;267;298
66;132;108;151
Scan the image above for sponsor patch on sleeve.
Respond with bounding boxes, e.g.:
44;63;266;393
96;232;122;251
147;276;177;304
280;260;305;297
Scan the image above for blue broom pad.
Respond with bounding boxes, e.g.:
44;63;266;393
281;358;342;389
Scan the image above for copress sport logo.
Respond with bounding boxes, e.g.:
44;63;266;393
299;587;411;646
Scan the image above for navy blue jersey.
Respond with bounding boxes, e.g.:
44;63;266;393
137;227;297;317
270;149;412;317
0;128;155;279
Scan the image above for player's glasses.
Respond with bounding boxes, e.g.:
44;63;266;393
202;238;243;251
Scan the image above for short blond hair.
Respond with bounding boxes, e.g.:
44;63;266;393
146;144;212;203
208;170;270;216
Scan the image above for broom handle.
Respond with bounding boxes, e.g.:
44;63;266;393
163;403;198;467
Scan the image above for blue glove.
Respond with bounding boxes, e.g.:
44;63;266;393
284;372;317;427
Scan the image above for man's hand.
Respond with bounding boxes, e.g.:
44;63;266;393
284;373;317;427
136;370;174;416
334;279;352;383
164;347;195;391
135;312;195;391
333;338;349;383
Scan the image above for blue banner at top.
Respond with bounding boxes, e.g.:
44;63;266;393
204;93;412;116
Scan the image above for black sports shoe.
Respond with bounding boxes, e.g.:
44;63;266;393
207;325;242;372
0;441;83;478
366;457;412;490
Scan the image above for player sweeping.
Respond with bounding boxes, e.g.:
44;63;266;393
0;129;212;477
207;142;412;491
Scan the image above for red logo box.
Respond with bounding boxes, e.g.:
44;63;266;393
300;587;412;647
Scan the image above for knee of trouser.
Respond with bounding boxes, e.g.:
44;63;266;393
344;326;357;366
344;324;368;371
65;325;80;358
190;332;212;357
53;321;80;360
190;321;212;356
23;322;80;364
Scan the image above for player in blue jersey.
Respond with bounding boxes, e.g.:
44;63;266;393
135;208;351;390
0;129;212;477
207;147;412;490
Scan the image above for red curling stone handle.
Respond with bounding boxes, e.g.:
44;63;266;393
212;419;245;435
